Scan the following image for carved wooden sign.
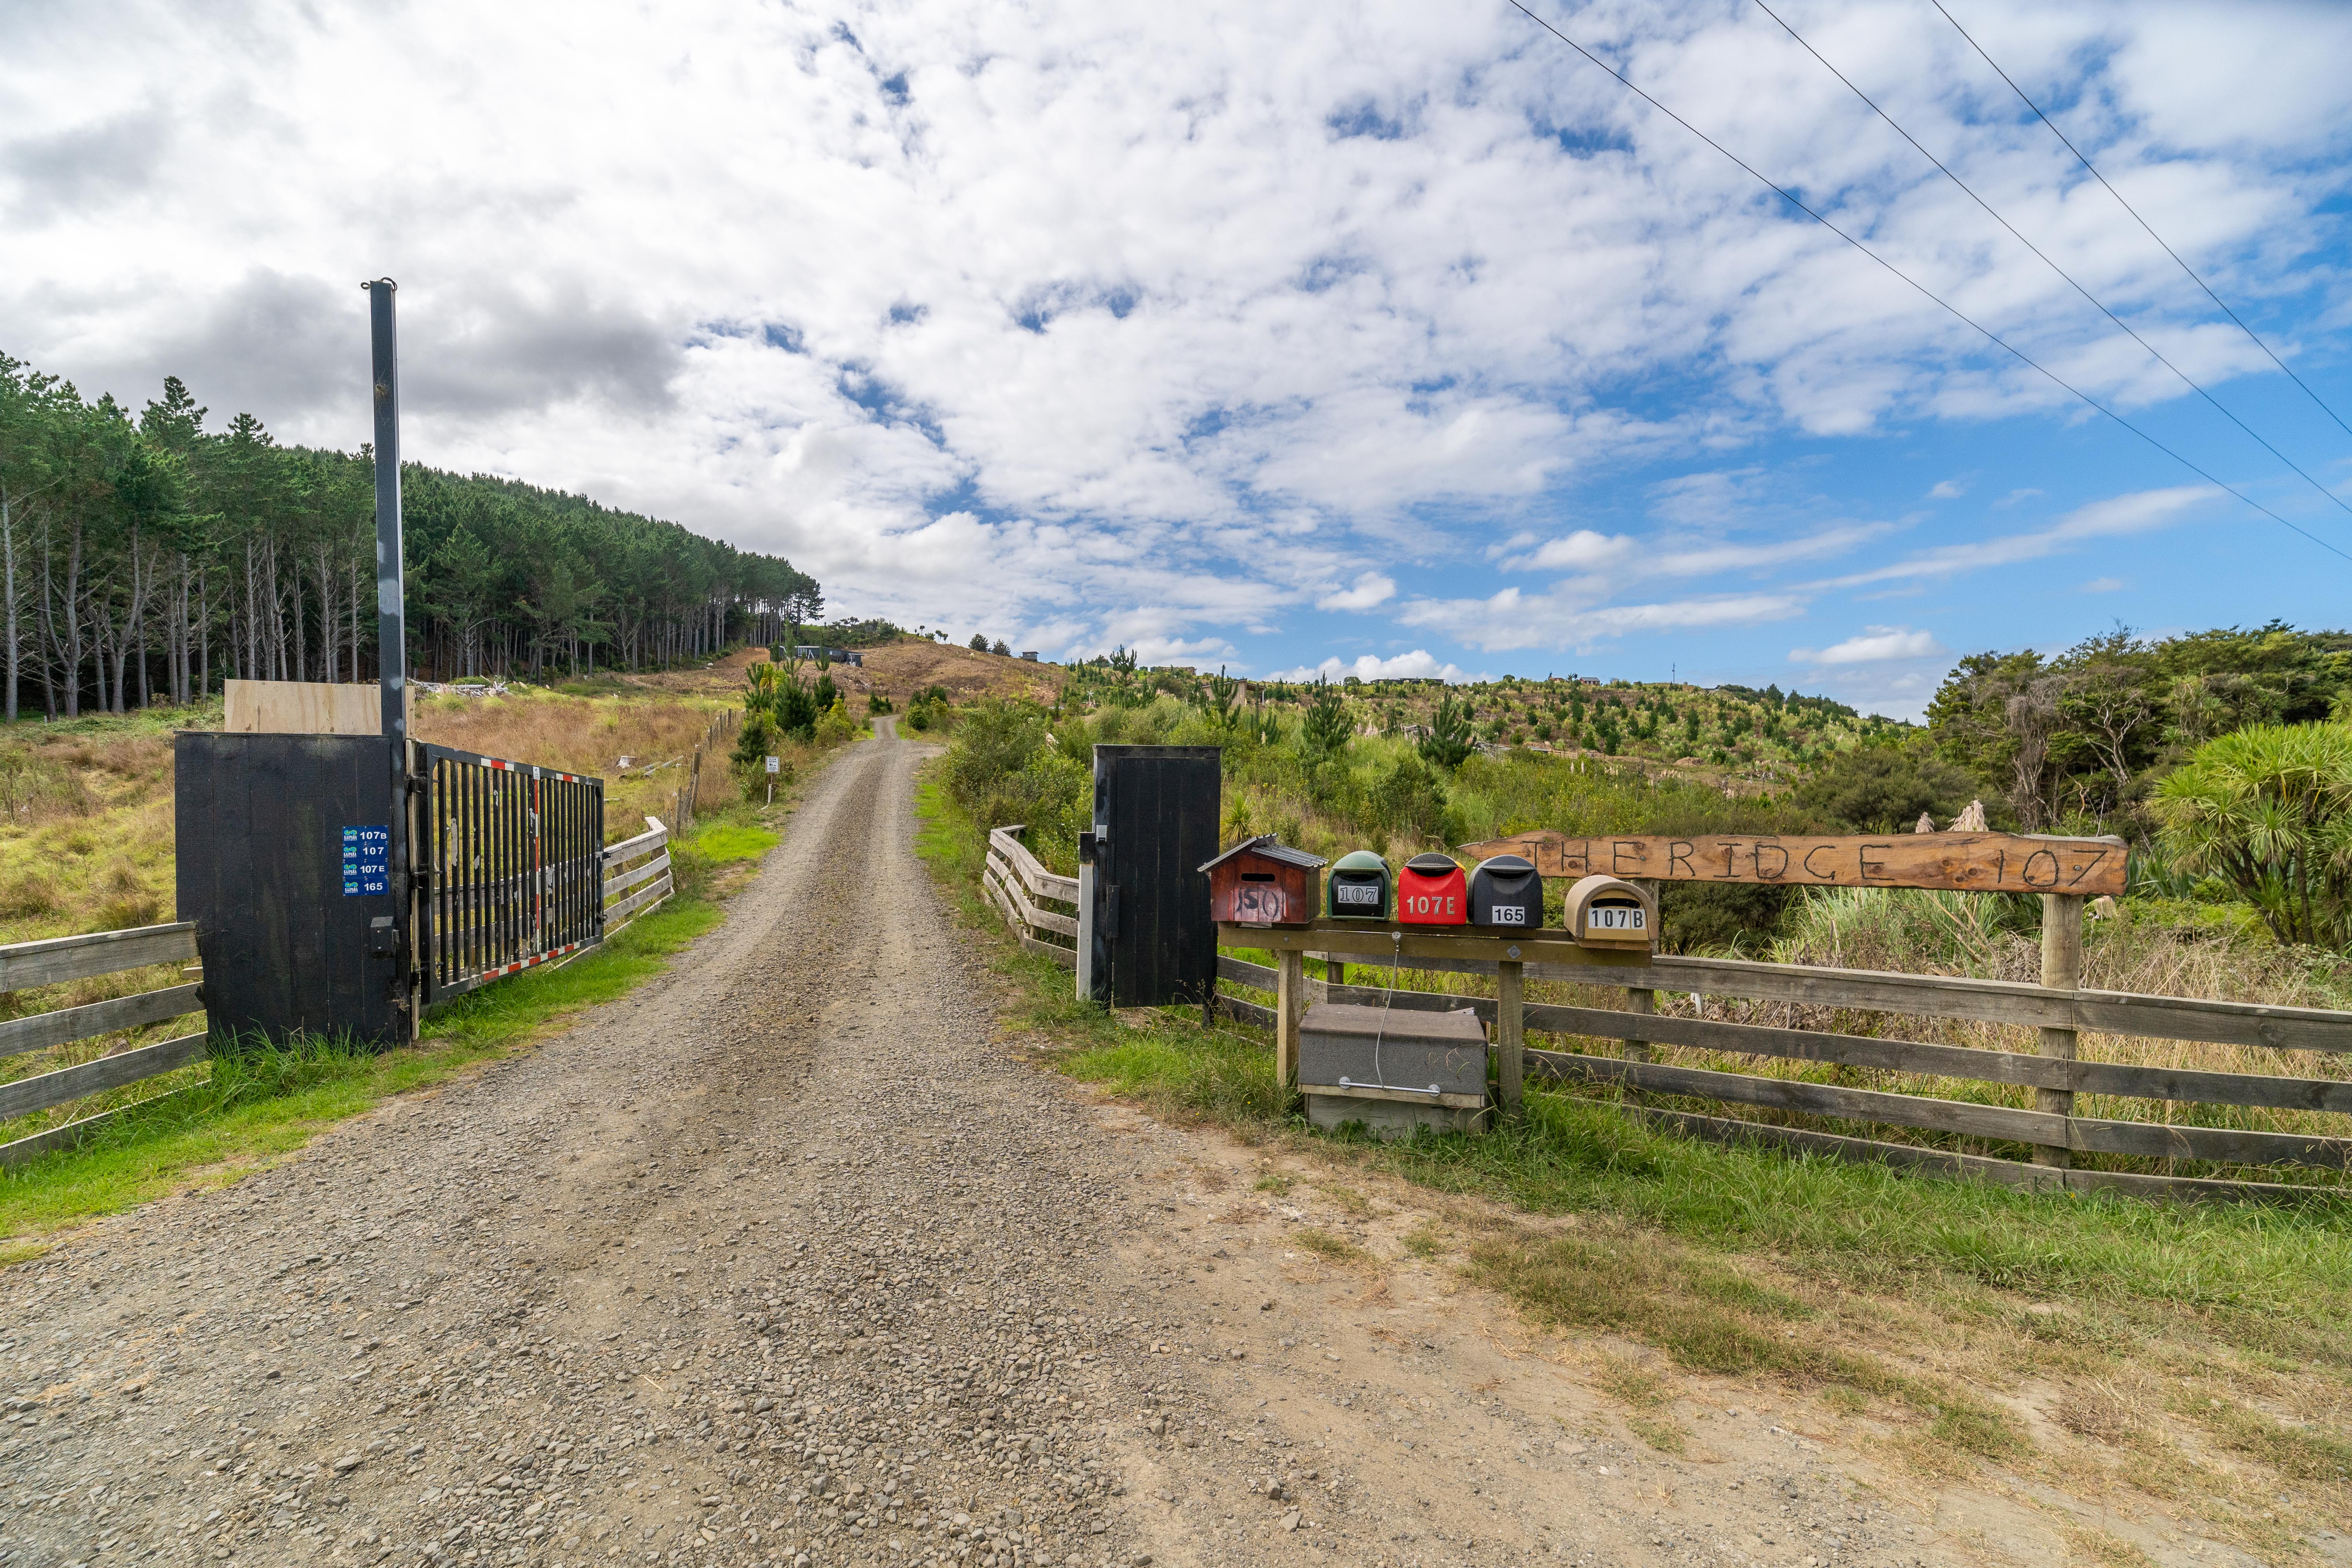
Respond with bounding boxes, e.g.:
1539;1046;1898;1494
1455;830;2127;897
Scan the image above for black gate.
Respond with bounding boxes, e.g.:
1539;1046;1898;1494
418;744;606;1002
1081;744;1221;1007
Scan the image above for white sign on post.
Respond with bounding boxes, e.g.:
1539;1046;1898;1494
765;755;780;773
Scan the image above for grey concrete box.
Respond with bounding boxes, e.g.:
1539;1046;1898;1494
1299;1002;1488;1138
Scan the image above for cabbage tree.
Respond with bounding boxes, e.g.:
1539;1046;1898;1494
2152;723;2352;948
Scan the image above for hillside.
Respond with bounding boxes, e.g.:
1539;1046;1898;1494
1061;654;1900;797
854;639;1065;707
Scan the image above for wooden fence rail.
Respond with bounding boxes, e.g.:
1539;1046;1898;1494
0;922;204;1169
1;817;676;1172
984;826;1080;968
1211;936;2352;1201
603;817;673;937
973;825;2352;1200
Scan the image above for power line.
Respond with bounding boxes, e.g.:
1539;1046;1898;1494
1751;0;2352;522
1501;0;2352;568
1929;0;2352;445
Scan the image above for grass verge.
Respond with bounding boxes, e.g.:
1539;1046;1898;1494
0;808;780;1259
912;764;2352;1519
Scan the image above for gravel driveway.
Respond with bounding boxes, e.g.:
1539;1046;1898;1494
0;729;2194;1568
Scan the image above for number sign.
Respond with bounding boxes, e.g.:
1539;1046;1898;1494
341;824;391;897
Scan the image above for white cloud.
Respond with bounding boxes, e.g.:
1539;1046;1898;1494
0;0;2342;666
1269;650;1479;683
2082;576;2126;593
1510;530;1637;573
1928;479;1965;501
1401;586;1807;653
1499;522;1888;580
1791;626;1950;665
1818;486;2220;589
1315;573;1397;612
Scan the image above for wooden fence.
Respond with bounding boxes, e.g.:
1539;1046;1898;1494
971;829;2352;1201
603;816;674;936
0;817;674;1171
1220;925;2352;1202
984;827;1079;967
0;923;205;1169
677;710;738;831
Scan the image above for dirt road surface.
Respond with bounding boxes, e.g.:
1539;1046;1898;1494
2;730;2238;1568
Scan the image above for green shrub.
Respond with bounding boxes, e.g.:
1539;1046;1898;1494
2155;722;2352;949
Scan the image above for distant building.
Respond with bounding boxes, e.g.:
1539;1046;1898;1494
1020;651;1039;662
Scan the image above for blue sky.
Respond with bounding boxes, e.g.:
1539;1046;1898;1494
5;0;2349;718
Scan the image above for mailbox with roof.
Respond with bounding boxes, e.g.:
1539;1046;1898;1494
1198;836;1328;927
1326;849;1392;920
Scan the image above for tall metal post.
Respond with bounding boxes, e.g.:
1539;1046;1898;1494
364;279;414;1032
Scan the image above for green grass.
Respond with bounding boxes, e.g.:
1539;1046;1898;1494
0;811;769;1256
909;764;2352;1377
678;822;781;867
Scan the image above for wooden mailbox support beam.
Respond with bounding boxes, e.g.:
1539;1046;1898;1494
1224;918;1646;1117
2036;893;2085;1169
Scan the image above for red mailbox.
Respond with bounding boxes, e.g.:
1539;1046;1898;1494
1395;852;1468;925
1199;836;1327;927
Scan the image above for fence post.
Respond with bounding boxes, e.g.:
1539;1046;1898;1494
2035;893;2085;1170
1276;948;1304;1093
1621;986;1653;1104
1497;959;1525;1122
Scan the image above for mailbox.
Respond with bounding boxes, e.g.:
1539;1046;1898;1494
1565;874;1655;949
1199;835;1327;927
1396;853;1468;926
1327;849;1391;920
1468;853;1543;930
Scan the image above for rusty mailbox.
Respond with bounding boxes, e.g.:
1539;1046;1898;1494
1199;836;1327;927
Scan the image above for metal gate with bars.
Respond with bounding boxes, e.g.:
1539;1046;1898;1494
418;743;606;1002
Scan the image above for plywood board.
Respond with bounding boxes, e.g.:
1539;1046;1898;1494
224;680;410;736
1457;829;2127;896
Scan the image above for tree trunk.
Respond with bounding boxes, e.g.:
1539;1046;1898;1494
59;519;83;718
0;486;16;723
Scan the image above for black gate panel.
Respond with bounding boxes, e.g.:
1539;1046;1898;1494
419;744;604;1003
1090;744;1220;1007
175;733;412;1046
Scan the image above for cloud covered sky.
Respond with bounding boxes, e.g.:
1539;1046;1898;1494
5;0;2350;717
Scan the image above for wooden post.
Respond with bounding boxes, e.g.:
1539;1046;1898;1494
1621;986;1654;1104
2035;893;2085;1170
1276;948;1304;1093
1497;959;1525;1122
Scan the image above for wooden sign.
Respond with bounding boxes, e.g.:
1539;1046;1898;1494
225;679;411;736
1456;829;2127;897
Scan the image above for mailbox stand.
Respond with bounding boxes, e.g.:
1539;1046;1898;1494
1225;917;1651;1116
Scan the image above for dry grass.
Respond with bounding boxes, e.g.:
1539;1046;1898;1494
1292;1227;1372;1265
855;641;1064;709
412;689;752;838
2054;1380;2143;1445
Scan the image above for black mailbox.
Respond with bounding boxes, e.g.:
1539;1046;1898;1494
1327;849;1391;920
1469;853;1543;929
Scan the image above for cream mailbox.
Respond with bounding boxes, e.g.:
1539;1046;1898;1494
1565;874;1655;950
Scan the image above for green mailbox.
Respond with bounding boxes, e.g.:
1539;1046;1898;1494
1326;849;1392;920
